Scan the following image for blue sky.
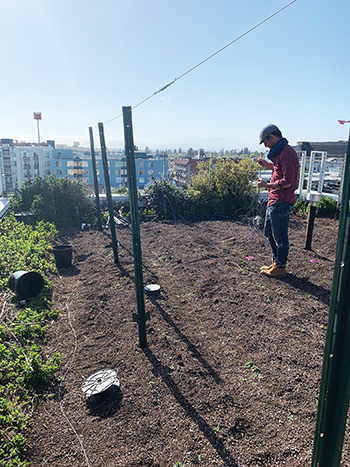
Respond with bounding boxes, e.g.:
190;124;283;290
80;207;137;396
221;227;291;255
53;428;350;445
1;0;350;151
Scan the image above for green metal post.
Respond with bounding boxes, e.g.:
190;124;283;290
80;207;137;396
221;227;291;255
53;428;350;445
88;127;103;231
312;129;350;466
98;122;119;264
122;106;149;348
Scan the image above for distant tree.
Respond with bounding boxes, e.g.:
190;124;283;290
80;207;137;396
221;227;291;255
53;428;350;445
187;147;195;158
178;147;183;154
145;146;151;153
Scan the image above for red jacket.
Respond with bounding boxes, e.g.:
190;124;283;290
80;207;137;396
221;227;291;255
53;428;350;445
268;144;299;207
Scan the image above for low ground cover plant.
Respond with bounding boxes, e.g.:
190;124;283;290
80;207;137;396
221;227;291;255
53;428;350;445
0;216;60;466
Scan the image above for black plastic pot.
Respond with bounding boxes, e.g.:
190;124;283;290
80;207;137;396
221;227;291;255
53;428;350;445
52;244;73;268
8;270;45;299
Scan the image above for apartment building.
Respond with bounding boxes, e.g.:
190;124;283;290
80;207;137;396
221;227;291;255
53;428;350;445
0;140;168;195
172;158;201;188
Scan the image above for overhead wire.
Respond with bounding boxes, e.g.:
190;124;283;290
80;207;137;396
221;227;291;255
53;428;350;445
103;0;296;126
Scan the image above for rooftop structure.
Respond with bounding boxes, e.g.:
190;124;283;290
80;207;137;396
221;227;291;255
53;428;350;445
295;140;347;159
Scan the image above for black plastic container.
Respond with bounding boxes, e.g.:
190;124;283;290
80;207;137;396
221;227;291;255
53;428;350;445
52;244;73;268
8;270;45;299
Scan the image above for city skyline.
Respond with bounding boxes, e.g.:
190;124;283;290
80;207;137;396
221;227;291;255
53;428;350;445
1;0;350;151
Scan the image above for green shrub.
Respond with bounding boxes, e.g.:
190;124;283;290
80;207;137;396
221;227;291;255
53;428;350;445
141;179;190;220
316;196;338;217
293;196;339;217
293;199;309;216
11;176;96;227
188;158;258;216
112;186;129;195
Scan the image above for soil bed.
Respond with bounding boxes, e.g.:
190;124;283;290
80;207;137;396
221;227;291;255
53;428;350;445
26;215;350;466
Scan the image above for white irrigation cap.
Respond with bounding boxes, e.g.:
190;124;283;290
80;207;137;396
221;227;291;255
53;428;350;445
82;369;119;398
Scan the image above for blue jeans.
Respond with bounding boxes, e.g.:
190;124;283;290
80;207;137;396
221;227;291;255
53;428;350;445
264;202;293;268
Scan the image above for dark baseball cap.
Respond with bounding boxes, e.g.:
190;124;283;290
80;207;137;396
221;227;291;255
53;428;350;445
259;124;279;144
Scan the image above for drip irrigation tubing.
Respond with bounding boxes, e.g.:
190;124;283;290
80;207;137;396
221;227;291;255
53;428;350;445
57;283;92;467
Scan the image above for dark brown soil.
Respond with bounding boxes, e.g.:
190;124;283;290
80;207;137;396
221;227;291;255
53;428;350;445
26;215;350;466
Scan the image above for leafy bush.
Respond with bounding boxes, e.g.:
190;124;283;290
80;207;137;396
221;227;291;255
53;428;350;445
293;197;339;217
316;196;338;217
292;199;309;216
0;216;60;466
112;186;129;195
11;176;96;227
188;158;258;216
141;179;190;220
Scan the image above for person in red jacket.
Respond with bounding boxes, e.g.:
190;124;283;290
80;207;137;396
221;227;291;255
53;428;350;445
257;124;299;278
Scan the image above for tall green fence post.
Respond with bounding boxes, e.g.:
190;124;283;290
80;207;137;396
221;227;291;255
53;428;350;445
312;128;350;466
122;106;149;348
98;122;119;265
88;127;103;231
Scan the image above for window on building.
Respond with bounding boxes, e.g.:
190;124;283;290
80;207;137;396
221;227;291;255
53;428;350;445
115;169;121;176
149;162;154;168
139;170;144;176
139;177;144;183
67;161;74;167
56;161;61;167
68;169;74;176
44;169;51;175
82;161;88;167
139;162;144;168
56;169;62;176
